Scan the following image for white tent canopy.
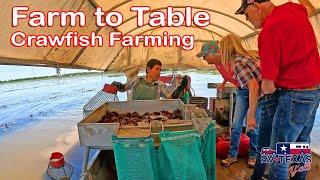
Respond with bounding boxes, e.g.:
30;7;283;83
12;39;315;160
0;0;319;71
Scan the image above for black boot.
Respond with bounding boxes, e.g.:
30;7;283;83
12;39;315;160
172;76;188;99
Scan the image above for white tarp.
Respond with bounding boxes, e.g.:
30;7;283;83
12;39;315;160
0;0;319;71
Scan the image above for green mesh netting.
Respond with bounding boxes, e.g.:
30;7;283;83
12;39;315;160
112;136;158;180
200;122;216;180
157;130;207;180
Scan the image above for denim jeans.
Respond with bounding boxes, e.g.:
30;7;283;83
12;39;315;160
268;89;320;180
251;91;280;180
228;88;260;159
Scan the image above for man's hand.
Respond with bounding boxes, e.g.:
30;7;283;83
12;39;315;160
172;76;188;99
111;81;125;91
247;79;259;130
261;79;276;95
217;79;227;92
247;116;257;130
217;84;225;92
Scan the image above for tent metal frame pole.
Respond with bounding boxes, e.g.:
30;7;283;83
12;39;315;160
87;0;99;7
178;47;182;64
128;47;132;66
194;39;220;42
128;26;223;39
124;22;235;35
146;46;150;63
136;39;229;42
241;31;260;40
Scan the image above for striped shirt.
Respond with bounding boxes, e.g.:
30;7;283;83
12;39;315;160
125;76;172;99
233;55;261;88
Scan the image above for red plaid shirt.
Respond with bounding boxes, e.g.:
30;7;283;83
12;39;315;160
233;55;261;88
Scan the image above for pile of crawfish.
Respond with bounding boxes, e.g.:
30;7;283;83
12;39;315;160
99;109;182;126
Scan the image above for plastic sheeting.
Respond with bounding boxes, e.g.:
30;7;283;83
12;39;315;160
0;0;319;71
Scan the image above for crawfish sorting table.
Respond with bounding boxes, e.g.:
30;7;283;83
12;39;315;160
77;99;211;175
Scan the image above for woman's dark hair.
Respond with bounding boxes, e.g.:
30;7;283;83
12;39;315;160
146;59;162;74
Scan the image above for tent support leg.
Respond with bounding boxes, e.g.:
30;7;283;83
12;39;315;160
82;147;90;174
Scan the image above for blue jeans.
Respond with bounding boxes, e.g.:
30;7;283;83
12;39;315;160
268;89;320;180
228;88;260;159
251;91;280;180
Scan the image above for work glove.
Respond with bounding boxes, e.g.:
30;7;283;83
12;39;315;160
111;81;125;91
172;76;188;99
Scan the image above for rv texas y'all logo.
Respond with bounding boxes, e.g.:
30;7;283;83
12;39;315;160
261;142;312;177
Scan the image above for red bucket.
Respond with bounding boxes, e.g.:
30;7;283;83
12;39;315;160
103;84;117;94
49;152;65;168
